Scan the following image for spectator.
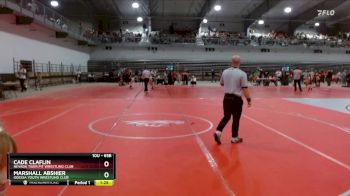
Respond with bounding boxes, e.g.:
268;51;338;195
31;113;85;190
129;75;135;89
150;70;156;89
182;70;189;85
275;69;282;80
315;73;321;87
171;71;177;85
79;22;82;36
177;72;181;84
326;70;333;86
35;72;42;91
336;71;341;84
169;24;175;34
293;67;303;92
88;73;95;82
269;75;277;86
341;70;347;86
346;71;350;87
167;71;174;85
142;69;151;92
211;69;216;82
17;64;27;92
190;75;197;86
75;70;81;83
304;73;312;92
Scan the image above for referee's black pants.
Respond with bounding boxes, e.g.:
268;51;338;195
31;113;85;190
144;78;149;91
294;79;302;91
217;94;243;138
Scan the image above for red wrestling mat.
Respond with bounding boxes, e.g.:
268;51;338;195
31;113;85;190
1;84;349;196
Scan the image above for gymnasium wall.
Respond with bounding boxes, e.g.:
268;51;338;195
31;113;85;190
0;15;90;74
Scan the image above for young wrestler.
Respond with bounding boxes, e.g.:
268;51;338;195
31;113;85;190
304;74;312;92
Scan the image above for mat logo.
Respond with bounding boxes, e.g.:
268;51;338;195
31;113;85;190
125;120;184;127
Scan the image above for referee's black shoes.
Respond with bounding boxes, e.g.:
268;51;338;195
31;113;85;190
231;137;243;144
214;132;221;145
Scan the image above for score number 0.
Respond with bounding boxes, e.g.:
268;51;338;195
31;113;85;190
104;161;110;178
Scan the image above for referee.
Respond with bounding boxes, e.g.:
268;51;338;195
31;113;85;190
214;55;251;144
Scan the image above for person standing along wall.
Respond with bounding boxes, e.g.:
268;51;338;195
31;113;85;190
326;70;333;86
293;67;303;92
17;65;27;92
190;75;197;87
142;69;151;92
35;72;43;91
183;70;189;85
211;69;215;82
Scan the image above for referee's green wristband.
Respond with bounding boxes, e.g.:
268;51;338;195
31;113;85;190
247;98;251;102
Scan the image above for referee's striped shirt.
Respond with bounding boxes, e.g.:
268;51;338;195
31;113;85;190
220;67;248;97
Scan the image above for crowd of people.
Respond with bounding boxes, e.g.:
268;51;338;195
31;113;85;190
258;31;350;48
16;0;350;48
250;68;350;89
79;25;350;48
83;29;142;43
8;63;350;97
80;25;350;48
83;65;350;90
96;67;199;89
83;29;350;48
202;32;249;45
202;30;350;48
149;32;196;44
82;28;99;40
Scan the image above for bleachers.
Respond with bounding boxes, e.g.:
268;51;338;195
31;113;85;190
0;0;96;44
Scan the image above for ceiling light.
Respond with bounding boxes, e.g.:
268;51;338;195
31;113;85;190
137;17;143;22
284;7;292;13
50;0;59;7
314;22;320;27
132;2;139;8
203;18;208;23
214;5;221;11
258;20;264;25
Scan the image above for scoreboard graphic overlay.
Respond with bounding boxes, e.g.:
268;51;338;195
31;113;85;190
7;153;116;186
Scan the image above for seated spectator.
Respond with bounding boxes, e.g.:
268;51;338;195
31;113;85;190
190;75;197;86
88;73;95;82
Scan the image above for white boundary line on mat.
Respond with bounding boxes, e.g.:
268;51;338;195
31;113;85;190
340;188;350;196
243;114;350;171
12;104;83;137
